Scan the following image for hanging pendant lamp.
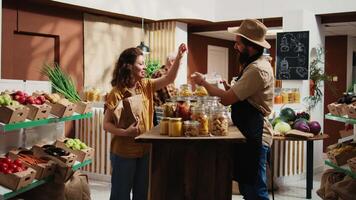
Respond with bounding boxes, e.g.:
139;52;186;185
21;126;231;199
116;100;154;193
137;18;150;54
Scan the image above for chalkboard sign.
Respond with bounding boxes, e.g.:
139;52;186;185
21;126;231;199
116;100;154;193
276;31;309;80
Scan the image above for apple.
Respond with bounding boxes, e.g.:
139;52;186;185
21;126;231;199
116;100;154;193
18;96;26;104
35;99;42;105
15;91;24;97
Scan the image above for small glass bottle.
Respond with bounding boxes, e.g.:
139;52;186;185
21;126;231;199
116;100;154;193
160;117;170;135
209;106;229;136
191;106;209;136
281;89;289;104
169;118;183;137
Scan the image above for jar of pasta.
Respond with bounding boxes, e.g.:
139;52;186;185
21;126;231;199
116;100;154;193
179;84;192;97
209;106;229;136
169;118;183;137
183;120;200;137
191;106;209;136
160;117;170;135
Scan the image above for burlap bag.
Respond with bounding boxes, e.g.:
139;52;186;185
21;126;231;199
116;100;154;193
64;171;91;200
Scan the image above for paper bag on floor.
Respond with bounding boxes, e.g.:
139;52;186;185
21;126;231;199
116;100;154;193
317;169;345;200
331;175;356;200
65;171;91;200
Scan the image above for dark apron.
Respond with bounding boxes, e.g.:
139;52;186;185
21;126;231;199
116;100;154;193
231;87;264;185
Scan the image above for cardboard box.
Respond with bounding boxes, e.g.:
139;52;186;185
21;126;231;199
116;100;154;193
8;148;56;180
327;149;356;166
0;105;30;124
32;145;77;167
55;138;94;162
74;101;92;114
346;104;356;119
26;104;52;120
335;104;348;116
47;102;76;118
348;157;356;173
0;166;36;191
327;103;340;116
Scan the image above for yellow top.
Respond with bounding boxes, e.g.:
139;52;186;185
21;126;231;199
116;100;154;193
105;79;154;158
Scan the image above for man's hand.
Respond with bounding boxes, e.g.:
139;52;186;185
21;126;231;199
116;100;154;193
191;72;206;86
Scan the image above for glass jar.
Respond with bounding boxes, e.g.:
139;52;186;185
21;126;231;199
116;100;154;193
209;106;229;136
183;120;200;137
179;84;192;97
191;106;209;136
281;89;289;104
294;88;300;103
163;102;176;117
175;97;191;121
194;86;209;97
288;89;295;103
169;118;182;137
160;117;170;135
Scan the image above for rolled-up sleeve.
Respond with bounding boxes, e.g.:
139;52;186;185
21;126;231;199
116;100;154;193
231;67;265;101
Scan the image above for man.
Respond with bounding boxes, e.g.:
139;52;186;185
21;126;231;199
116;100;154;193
152;54;178;125
192;19;274;200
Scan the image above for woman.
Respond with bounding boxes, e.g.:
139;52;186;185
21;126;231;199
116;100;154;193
103;43;187;200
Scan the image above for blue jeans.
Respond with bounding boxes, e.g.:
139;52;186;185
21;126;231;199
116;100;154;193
110;153;149;200
239;145;270;200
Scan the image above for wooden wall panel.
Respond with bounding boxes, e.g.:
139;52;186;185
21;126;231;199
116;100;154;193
324;35;348;150
187;33;238;83
148;21;176;65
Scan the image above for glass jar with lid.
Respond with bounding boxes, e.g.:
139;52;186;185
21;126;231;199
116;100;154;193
175;96;191;121
209;106;229;136
163;102;176;117
194;86;209;97
183;120;200;137
191;106;209;136
169;118;183;137
179;84;192;97
160;117;170;135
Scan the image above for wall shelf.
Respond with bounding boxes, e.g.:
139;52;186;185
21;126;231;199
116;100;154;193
325;113;356;124
0;159;92;200
0;113;92;132
325;160;356;179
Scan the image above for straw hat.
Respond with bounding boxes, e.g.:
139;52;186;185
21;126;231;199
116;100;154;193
228;19;271;49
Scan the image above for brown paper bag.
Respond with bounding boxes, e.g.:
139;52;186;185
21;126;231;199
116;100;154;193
64;171;91;200
123;94;147;133
112;100;125;128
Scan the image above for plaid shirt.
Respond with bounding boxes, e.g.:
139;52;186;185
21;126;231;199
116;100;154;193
152;66;178;107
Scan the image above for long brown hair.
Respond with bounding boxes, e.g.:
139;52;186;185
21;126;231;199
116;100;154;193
111;47;143;88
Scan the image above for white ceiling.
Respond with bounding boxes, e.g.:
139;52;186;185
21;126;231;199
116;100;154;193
194;22;356;41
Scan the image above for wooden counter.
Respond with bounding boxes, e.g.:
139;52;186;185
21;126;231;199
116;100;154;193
135;126;245;200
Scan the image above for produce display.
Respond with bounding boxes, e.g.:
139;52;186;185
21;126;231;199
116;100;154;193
44;93;62;103
11;91;46;105
0;93;20;106
42;145;70;157
273;107;321;136
42;63;81;103
64;138;88;150
0;157;28;174
17;150;49;165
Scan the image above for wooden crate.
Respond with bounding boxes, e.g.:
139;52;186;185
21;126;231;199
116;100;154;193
0;167;36;191
8;149;56;180
55;138;94;162
47;102;76;118
0;105;29;124
32;145;77;167
327;103;340;116
74;101;92;114
26;104;52;120
327;149;356;166
346;104;356;119
348;157;356;173
335;104;348;116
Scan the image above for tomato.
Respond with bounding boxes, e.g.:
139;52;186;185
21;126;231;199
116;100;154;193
1;158;12;164
0;162;9;170
3;169;12;174
13;159;22;167
13;167;23;173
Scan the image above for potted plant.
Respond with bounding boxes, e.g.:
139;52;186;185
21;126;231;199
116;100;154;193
304;47;333;111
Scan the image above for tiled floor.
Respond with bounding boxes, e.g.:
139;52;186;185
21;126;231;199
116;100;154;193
89;173;323;200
